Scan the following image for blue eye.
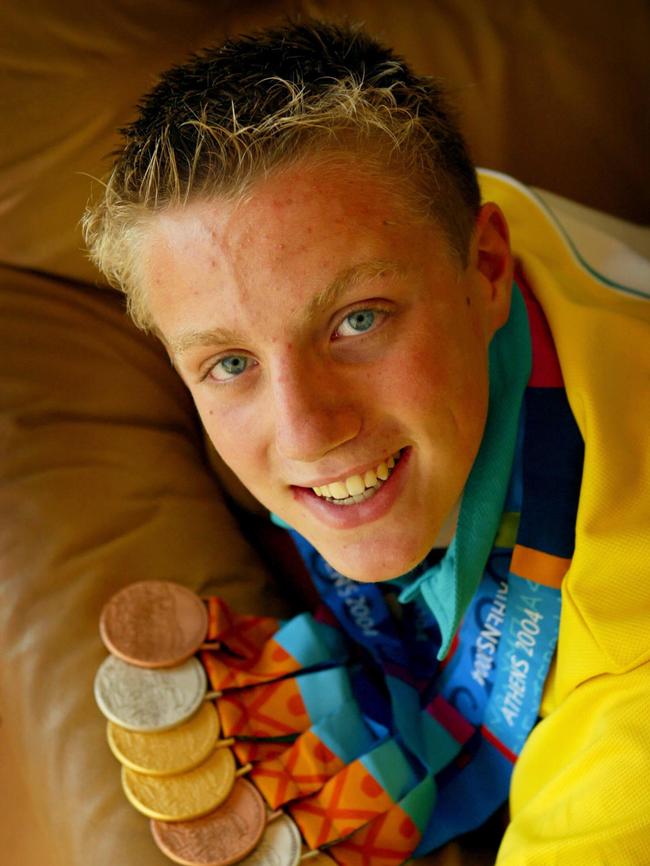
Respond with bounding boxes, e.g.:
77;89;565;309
211;355;250;381
338;309;376;336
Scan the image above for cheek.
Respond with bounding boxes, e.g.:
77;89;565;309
196;396;267;485
376;339;458;410
380;334;489;447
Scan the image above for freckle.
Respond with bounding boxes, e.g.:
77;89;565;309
466;297;471;306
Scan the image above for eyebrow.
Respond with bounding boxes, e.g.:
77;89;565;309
168;258;402;357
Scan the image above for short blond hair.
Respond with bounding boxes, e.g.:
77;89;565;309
83;21;480;332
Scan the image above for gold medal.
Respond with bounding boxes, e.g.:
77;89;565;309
122;746;240;821
107;701;223;776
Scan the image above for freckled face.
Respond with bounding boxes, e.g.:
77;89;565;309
141;158;509;581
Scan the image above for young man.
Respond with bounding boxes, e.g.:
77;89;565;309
84;21;650;866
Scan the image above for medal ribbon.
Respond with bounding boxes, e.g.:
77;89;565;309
217;665;355;740
201;611;348;690
326;774;436;866
251;701;381;808
289;738;420;849
203;595;280;656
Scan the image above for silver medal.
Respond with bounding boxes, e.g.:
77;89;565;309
94;654;207;732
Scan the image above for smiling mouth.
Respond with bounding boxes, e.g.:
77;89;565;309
311;449;403;505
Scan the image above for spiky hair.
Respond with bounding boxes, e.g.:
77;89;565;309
83;21;480;330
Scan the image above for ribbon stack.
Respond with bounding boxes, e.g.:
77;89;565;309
94;580;435;866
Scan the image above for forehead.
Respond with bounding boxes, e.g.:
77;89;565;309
140;157;450;340
148;155;432;253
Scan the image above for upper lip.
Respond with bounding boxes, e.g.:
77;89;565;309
289;448;404;489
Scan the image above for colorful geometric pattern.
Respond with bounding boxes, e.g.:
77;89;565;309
218;677;310;739
251;730;346;808
202;612;347;691
249;698;381;808
289;739;417;849
202;640;301;691
204;595;280;657
290;759;397;849
217;667;353;740
327;806;421;866
232;739;296;765
327;775;435;866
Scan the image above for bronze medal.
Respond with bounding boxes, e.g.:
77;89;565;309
150;778;267;866
100;580;208;668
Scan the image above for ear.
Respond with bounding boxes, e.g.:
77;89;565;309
470;202;513;339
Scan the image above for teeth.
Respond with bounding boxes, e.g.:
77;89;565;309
363;468;378;488
313;450;402;502
328;481;349;500
345;475;366;496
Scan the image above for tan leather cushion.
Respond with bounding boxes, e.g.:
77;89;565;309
0;0;647;285
0;266;292;865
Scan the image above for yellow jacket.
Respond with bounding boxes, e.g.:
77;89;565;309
478;171;650;866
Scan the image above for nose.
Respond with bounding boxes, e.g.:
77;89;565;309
271;356;362;463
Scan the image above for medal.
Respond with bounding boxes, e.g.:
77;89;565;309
94;654;207;732
100;580;209;668
93;581;440;866
239;815;302;866
150;778;267;866
122;745;246;821
107;701;225;776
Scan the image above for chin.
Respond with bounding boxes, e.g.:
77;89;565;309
320;540;428;584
